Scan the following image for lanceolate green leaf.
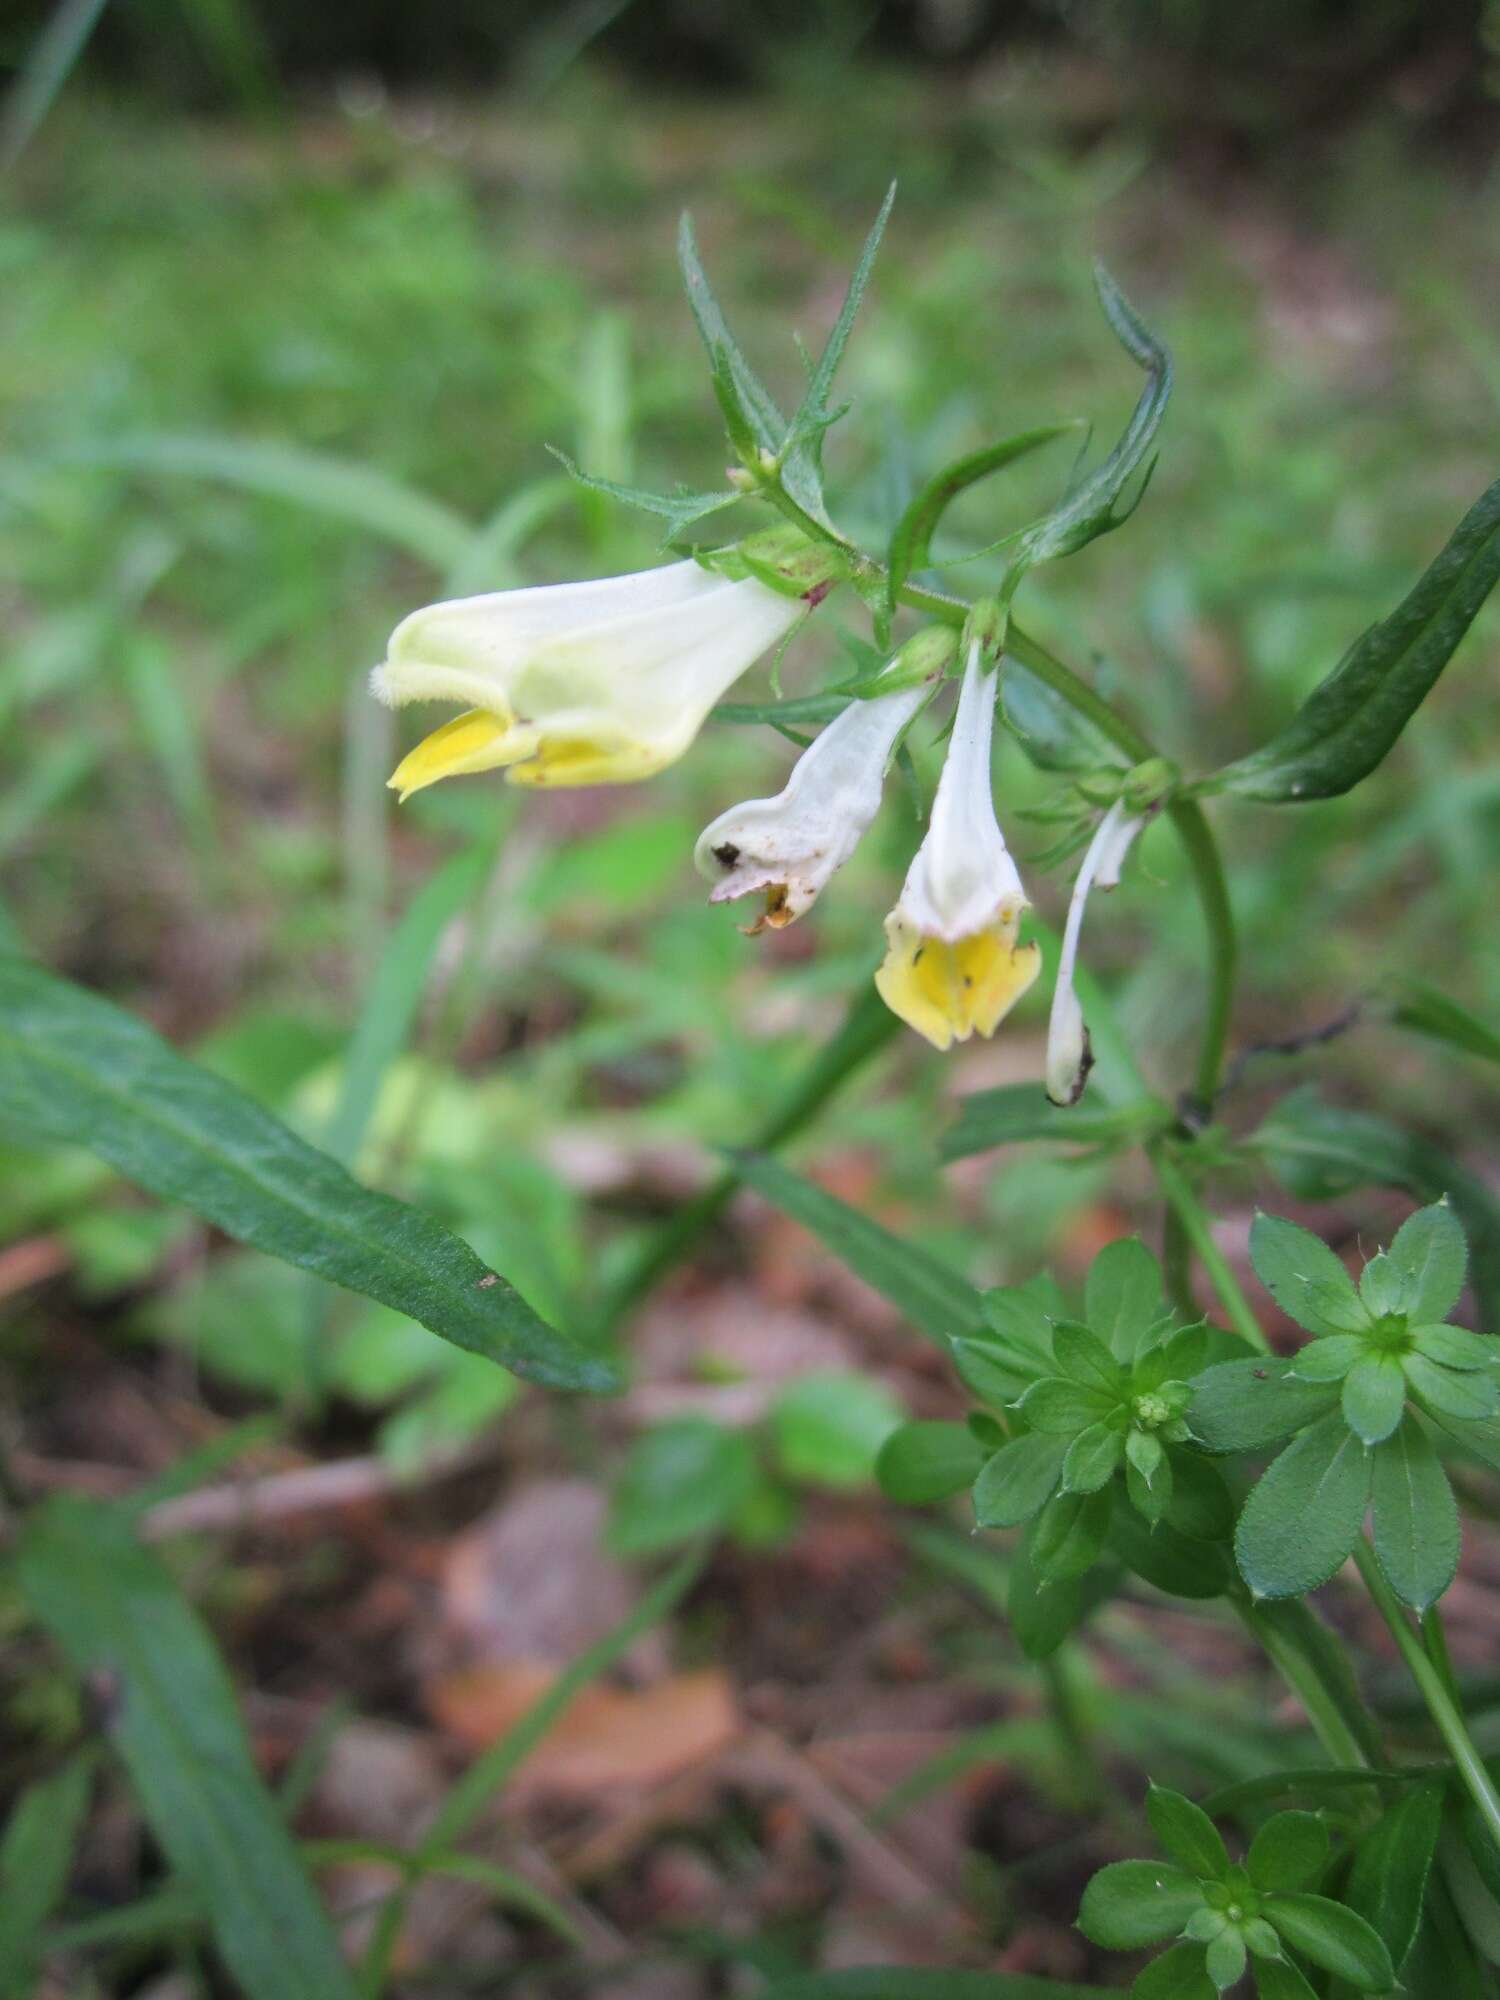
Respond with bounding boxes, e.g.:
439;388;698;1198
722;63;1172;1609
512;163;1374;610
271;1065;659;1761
1234;1415;1372;1600
787;181;896;493
19;1499;360;2000
885;423;1080;608
1189;1358;1338;1453
678;212;787;455
1342;1782;1444;1973
1385;1200;1467;1324
1147;1786;1231;1880
1135;1941;1217;1998
1263;1892;1394;1990
1369;1418;1460;1610
1008;1521;1114;1658
972;1432;1069;1528
546;450;743;542
1392;979;1500;1069
324;844;490;1167
1078;1859;1204;1948
678;211;826;523
729;1150;983;1342
1211;475;1500;802
940;1084;1167;1161
0;957;616;1392
1248;1212;1366;1338
1085;1237;1167;1359
1003;261;1173;588
876;1421;987;1504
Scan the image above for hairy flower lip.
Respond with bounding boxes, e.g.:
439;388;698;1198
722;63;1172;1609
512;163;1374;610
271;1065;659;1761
373;559;806;793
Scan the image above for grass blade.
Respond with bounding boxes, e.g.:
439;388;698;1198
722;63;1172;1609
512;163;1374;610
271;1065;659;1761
325;845;491;1167
18;1498;361;2000
0;0;110;174
1392;979;1500;1069
0;737;98;861
0;1753;93;1995
442;474;575;596
122;632;218;855
61;434;473;570
360;1548;704;1987
302;1841;583;1946
729;1150;982;1342
0;956;618;1391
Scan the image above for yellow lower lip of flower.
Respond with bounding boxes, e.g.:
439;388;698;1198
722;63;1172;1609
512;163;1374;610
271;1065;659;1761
503;736;666;789
875;921;1041;1051
387;708;531;801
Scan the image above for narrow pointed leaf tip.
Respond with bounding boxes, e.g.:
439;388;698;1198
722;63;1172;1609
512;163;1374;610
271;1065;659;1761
1002;261;1172;590
1211;474;1500;802
546;448;743;542
787;181;896;485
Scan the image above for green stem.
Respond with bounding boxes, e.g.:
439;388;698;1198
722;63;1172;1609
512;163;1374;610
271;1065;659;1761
1161;1202;1196;1322
759;478;864;564
1041;1650;1103;1810
1002;620;1153;762
1167;799;1237;1112
1426;1603;1464;1708
1150;1146;1269;1352
1353;1539;1500;1854
1236;1597;1380;1772
589;986;899;1336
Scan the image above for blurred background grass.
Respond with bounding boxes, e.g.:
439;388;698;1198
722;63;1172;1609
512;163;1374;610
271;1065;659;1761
3;2;1500;1987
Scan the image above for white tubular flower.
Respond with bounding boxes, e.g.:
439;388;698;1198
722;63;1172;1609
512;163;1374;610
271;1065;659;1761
372;560;804;797
694;679;928;932
875;644;1041;1050
1045;797;1145;1106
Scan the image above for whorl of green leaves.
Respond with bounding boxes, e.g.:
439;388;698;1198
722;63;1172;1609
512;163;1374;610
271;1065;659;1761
1191;1200;1488;1609
1080;1783;1396;1997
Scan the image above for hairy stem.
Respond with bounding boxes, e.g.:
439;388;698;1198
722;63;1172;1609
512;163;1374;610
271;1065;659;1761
1353;1540;1500;1854
1161;1202;1197;1321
